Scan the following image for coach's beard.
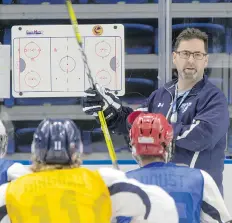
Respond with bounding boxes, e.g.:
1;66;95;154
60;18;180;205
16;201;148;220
180;68;198;81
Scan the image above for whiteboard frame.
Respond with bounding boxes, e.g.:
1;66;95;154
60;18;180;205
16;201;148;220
11;24;125;98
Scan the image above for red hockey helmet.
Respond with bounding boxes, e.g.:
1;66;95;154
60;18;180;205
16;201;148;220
129;112;173;156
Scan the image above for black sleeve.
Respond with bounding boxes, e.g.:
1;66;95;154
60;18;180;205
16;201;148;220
107;106;133;135
0;205;7;221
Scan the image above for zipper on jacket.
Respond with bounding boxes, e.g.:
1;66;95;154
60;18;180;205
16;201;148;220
164;85;174;122
164;84;176;161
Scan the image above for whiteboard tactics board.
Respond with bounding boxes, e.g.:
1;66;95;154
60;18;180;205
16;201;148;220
11;24;125;98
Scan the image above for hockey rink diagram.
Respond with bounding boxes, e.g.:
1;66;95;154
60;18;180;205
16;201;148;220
11;24;125;98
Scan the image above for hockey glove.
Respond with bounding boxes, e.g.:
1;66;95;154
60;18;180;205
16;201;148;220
82;84;122;122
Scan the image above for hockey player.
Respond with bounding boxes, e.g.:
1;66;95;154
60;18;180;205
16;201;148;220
0;120;33;185
116;112;231;223
0;121;15;185
0;118;178;223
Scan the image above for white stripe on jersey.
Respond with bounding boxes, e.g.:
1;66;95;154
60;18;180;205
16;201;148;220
176;119;200;141
200;170;231;223
0;216;10;223
0;184;7;223
98;167;178;223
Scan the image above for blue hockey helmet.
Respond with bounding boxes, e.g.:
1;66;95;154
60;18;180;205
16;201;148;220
32;119;83;165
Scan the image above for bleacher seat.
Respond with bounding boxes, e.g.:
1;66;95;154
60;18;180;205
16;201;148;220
121;77;157;105
3;29;11;45
15;127;94;154
124;24;155;54
15;125;119;154
14;0;74;4
172;23;226;53
15;128;35;153
82;128;130;153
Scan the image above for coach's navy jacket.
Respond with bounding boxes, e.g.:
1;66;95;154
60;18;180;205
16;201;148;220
110;75;229;193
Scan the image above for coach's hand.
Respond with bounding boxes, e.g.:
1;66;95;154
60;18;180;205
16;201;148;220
82;84;122;121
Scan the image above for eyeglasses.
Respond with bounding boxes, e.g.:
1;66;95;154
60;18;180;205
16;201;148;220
175;50;207;60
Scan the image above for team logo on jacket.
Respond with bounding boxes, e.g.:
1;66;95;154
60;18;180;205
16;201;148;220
180;102;192;113
157;103;164;108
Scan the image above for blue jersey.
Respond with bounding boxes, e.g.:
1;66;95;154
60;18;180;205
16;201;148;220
117;162;231;223
0;160;14;185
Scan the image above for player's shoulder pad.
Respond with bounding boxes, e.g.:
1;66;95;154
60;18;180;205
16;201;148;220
0;183;8;207
199;169;214;183
126;167;140;175
97;167;127;187
7;163;32;182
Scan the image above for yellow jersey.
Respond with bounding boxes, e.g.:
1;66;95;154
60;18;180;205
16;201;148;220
6;167;112;223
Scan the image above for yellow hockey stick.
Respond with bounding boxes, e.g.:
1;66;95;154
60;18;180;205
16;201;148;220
66;0;119;170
